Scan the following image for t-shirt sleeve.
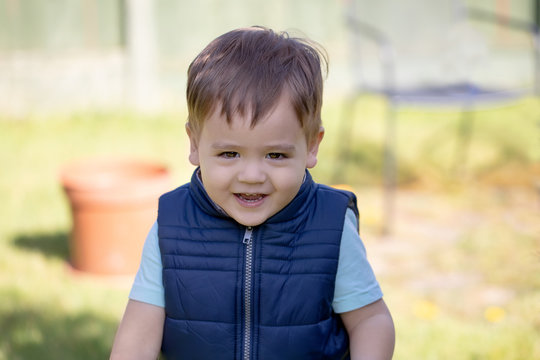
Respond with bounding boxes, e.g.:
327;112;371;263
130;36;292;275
332;208;383;313
128;221;165;307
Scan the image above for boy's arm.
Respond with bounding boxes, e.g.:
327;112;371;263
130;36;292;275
110;299;165;360
340;299;395;360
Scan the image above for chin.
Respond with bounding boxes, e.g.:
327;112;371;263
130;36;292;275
233;215;268;227
237;220;265;227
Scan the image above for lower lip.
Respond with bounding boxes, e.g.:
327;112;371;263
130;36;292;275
235;194;267;208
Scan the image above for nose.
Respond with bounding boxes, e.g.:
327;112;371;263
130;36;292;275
237;160;266;184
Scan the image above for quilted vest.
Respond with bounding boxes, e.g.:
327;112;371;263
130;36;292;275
158;169;358;360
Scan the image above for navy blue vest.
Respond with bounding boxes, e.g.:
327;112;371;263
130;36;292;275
158;169;358;360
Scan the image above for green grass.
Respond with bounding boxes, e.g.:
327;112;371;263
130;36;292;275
318;96;540;188
0;111;191;359
1;97;539;359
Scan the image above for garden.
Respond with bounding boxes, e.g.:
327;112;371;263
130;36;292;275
0;95;539;359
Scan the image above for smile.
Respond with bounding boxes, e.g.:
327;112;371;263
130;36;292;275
234;193;267;206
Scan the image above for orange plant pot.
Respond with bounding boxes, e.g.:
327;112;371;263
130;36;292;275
61;158;171;275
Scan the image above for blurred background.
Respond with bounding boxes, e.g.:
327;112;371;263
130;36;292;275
0;0;539;359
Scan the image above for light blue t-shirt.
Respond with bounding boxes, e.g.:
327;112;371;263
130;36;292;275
129;208;382;314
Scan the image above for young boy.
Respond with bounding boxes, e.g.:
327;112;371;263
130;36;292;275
110;26;395;360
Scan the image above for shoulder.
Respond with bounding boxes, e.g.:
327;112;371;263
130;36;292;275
315;184;359;223
316;184;357;203
317;183;354;197
159;183;190;202
158;183;191;224
158;183;191;209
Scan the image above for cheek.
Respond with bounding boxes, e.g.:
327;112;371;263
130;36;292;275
272;167;304;193
199;162;232;191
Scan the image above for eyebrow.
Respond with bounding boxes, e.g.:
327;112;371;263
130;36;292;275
211;143;296;152
211;142;242;150
264;144;296;152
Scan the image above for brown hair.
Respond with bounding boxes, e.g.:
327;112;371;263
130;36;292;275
186;26;328;142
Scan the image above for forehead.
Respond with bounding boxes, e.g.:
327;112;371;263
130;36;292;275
199;94;306;145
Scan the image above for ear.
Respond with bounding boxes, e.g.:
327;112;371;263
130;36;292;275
186;123;200;166
306;126;324;169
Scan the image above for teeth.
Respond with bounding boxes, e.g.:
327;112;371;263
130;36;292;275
238;193;264;201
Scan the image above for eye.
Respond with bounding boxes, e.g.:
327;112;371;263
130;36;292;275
267;153;287;160
219;151;239;158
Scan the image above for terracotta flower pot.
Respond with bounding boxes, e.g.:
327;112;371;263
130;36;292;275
61;157;171;275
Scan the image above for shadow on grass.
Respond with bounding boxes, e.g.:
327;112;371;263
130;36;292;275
0;304;116;360
12;231;70;260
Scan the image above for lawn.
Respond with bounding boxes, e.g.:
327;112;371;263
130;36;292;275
0;96;539;359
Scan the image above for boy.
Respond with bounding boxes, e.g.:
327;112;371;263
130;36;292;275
110;26;395;359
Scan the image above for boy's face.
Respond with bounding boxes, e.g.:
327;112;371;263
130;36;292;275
187;92;324;227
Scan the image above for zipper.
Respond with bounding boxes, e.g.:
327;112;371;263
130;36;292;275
242;226;254;360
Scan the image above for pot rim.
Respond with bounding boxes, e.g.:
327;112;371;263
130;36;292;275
60;156;170;192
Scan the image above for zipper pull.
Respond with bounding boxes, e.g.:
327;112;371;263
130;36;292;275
243;226;253;245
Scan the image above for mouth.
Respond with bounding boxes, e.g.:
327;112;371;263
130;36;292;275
234;193;267;206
